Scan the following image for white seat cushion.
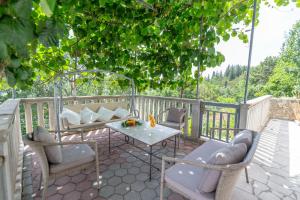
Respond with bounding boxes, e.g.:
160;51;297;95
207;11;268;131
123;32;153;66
114;107;130;118
33;126;63;164
61;108;81;125
165;166;215;200
165;140;227;200
50;144;95;174
97;107;115;121
159;121;181;130
231;130;253;149
80;107;100;124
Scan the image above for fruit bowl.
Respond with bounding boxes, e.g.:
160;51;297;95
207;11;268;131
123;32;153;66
121;119;143;127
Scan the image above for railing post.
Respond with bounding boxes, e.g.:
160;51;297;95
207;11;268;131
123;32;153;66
48;101;56;131
24;103;33;133
191;100;201;139
37;102;45;127
239;103;249;129
198;101;205;138
0;99;23;200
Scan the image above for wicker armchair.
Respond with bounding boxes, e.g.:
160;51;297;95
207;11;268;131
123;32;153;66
156;107;186;147
160;129;260;200
23;136;100;200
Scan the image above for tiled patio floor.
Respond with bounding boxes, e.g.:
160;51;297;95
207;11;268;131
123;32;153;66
232;119;300;200
21;119;300;200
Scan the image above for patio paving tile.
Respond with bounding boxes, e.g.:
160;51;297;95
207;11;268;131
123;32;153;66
75;180;93;191
115;168;127;177
99;185;114;198
122;174;136;184
57;183;76;195
55;176;71;186
114;183;130;195
131;181;146;192
71;174;86;183
48;194;63;200
109;194;124;200
108;177;122;186
81;187;98;200
63;190;81;200
140;188;156;200
124;191;140;200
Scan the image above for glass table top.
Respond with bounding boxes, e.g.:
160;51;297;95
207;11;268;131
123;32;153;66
105;120;181;146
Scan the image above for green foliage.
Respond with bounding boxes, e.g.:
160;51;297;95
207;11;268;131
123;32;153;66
201;20;300;102
0;0;298;101
261;60;296;97
0;0;64;87
0;0;269;91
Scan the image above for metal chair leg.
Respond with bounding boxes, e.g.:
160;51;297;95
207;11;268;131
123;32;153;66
245;167;249;183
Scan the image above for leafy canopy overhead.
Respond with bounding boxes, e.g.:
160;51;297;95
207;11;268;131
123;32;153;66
0;0;298;91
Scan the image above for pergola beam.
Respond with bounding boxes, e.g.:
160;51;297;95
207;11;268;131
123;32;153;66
244;0;257;103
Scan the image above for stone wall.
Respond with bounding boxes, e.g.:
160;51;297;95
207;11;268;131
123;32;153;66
270;98;300;121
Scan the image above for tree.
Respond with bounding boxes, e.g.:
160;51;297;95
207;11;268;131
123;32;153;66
262;60;296;97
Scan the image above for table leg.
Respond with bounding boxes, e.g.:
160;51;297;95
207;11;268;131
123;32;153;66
149;145;153;181
108;128;111;153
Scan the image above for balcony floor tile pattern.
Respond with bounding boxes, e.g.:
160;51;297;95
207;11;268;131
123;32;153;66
21;119;300;200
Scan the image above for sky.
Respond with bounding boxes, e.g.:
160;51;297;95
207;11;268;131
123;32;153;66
202;2;300;76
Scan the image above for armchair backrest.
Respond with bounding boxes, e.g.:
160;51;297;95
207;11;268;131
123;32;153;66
166;107;187;124
23;136;50;178
215;131;260;199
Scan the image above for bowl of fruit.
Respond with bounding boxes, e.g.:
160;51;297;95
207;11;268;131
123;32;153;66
121;118;143;127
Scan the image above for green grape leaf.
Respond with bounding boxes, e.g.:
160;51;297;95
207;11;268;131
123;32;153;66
40;0;56;17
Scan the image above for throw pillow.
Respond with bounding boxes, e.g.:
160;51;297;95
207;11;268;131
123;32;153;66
80;107;100;124
114;107;130;118
231;130;253;149
33;126;63;164
198;143;247;193
60;108;81;125
97;107;114;121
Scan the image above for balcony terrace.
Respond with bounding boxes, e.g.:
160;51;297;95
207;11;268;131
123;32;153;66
0;95;300;200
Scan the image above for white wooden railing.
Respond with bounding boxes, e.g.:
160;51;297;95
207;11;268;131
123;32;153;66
20;95;131;133
20;95;201;138
20;95;275;140
0;99;23;200
239;95;272;132
136;96;201;138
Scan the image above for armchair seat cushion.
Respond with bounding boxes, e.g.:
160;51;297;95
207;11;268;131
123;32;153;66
159;121;182;130
50;144;95;174
165;140;227;199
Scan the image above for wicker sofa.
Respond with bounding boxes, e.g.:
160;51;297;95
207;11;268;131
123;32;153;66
160;129;260;200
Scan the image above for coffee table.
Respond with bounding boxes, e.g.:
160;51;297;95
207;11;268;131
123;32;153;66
105;120;181;180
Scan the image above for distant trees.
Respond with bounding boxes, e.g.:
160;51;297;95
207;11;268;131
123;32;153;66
262;21;300;97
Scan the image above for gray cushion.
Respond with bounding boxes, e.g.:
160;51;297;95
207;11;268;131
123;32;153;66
50;144;95;174
33;126;63;164
165;140;227;200
199;143;248;193
159;121;181;130
231;130;253;149
167;108;185;123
